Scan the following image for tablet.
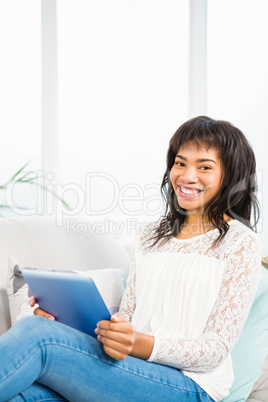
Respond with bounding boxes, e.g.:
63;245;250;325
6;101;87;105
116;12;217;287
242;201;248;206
21;268;111;337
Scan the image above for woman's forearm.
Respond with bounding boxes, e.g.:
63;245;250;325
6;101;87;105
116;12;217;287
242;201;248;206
130;331;154;360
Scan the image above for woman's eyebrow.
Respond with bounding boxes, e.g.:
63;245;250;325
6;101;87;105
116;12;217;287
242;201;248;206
175;154;217;164
197;158;217;164
175;154;187;161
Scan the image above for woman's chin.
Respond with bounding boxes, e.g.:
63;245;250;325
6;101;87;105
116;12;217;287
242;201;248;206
177;198;204;214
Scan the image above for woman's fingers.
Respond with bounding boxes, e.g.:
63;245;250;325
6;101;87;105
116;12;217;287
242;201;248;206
29;297;55;320
96;327;134;347
28;296;37;307
110;313;128;323
97;334;134;359
96;323;134;341
96;313;135;360
97;313;130;334
33;307;55;320
102;344;131;360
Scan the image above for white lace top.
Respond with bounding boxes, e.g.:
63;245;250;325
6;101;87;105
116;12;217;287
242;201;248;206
119;219;261;401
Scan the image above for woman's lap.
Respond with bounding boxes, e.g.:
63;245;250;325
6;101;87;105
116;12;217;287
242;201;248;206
1;316;213;402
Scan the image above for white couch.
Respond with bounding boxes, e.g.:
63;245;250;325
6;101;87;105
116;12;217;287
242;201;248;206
0;216;267;401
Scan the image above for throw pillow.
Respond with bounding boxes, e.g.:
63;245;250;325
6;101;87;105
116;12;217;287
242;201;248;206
6;255;125;325
6;255;34;325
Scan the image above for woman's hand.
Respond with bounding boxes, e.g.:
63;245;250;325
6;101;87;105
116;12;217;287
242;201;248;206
95;313;135;360
95;313;155;361
29;297;55;321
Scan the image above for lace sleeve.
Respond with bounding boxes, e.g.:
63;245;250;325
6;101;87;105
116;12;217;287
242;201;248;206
150;233;261;372
119;246;136;323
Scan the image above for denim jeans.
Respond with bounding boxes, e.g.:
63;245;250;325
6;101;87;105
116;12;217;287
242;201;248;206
0;316;214;402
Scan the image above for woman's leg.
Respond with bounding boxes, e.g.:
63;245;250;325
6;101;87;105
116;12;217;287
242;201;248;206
9;383;66;402
0;316;214;402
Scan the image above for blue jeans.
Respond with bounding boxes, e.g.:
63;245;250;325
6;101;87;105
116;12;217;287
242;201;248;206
0;316;214;402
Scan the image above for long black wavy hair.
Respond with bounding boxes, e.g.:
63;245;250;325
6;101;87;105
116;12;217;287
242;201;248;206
149;116;260;247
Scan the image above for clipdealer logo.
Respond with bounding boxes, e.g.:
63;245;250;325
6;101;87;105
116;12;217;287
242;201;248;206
4;171;163;221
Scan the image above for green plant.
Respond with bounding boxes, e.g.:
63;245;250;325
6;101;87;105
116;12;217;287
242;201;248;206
0;162;69;213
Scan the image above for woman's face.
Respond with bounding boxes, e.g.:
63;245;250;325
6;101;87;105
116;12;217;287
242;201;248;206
170;142;223;217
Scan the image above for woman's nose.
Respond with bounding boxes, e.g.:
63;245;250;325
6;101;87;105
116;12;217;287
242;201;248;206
181;167;198;183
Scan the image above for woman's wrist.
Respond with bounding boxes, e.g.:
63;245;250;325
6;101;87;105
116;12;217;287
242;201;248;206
130;331;154;360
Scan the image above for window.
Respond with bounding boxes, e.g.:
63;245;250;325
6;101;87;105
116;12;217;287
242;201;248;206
0;0;42;215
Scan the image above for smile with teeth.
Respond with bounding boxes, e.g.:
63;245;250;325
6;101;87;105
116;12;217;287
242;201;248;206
178;185;204;197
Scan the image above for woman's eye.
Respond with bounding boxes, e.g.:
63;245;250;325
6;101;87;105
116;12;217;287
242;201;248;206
200;166;211;170
175;162;185;167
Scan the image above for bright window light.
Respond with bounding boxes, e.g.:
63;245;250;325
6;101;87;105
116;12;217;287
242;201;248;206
0;0;42;214
57;0;190;223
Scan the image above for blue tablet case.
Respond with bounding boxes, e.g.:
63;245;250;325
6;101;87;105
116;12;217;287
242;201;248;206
21;268;111;337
